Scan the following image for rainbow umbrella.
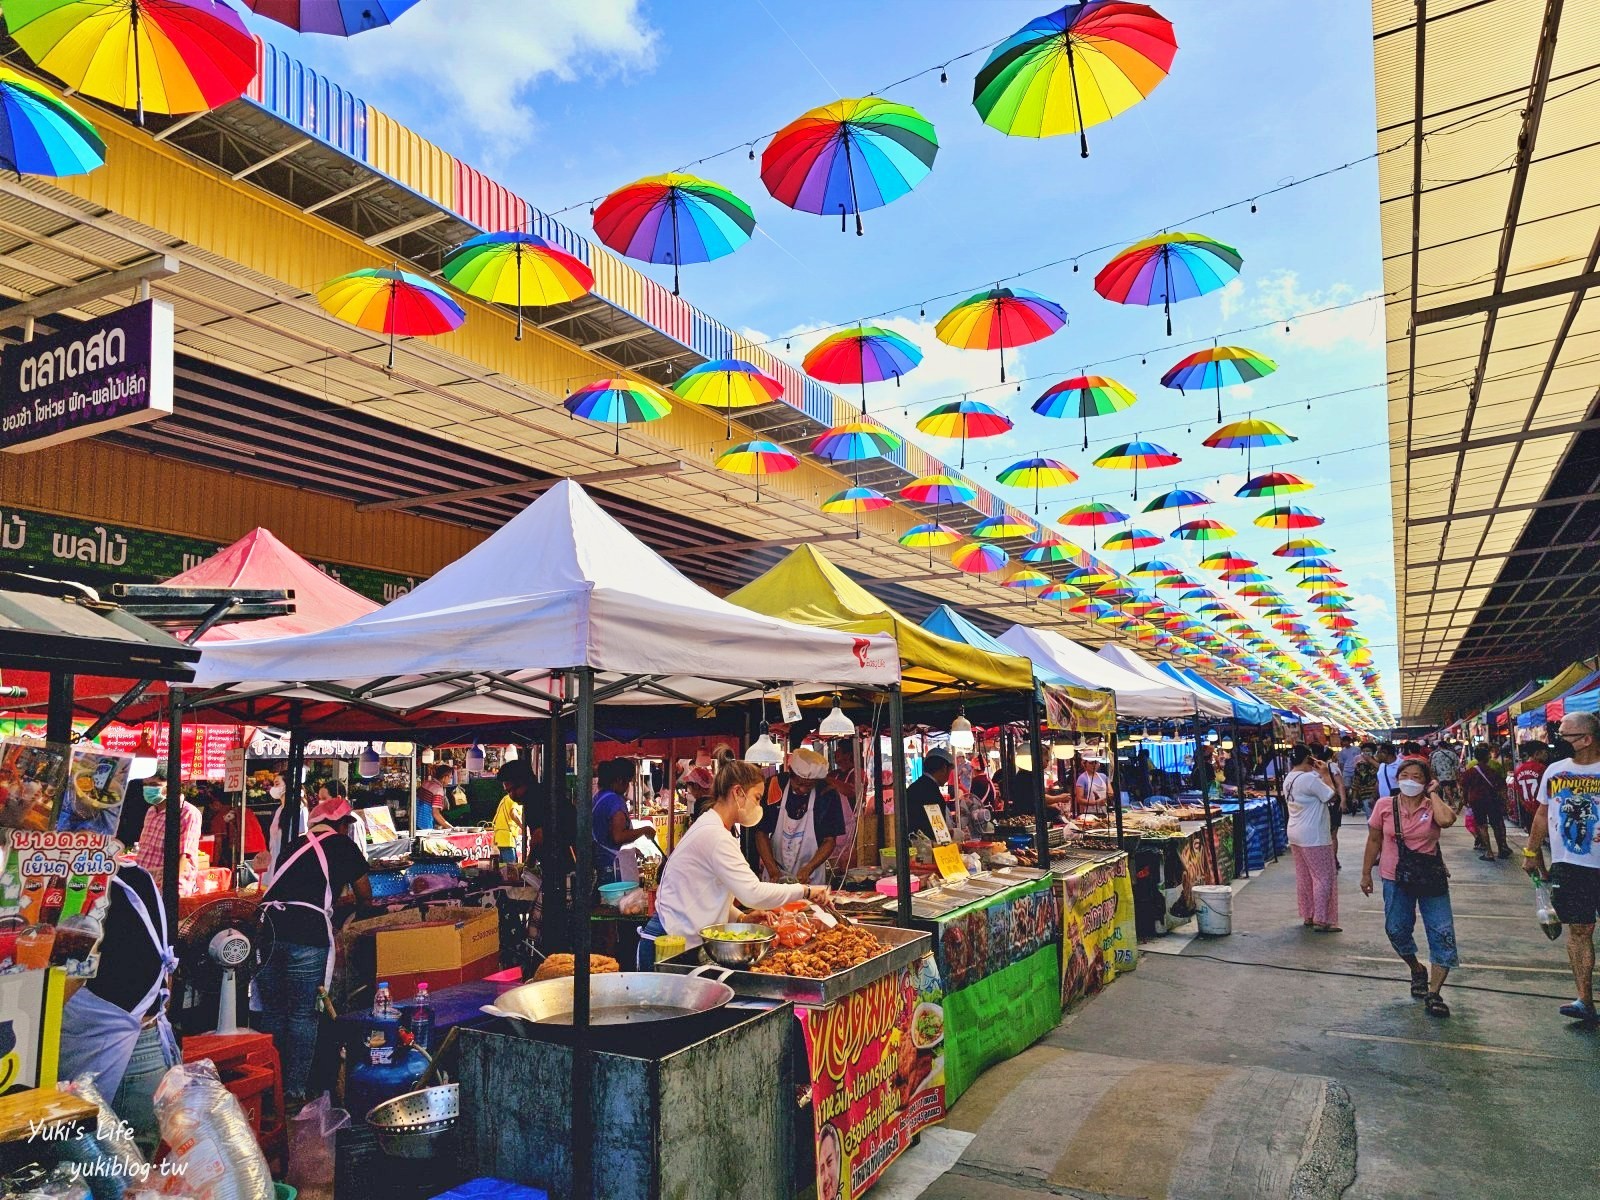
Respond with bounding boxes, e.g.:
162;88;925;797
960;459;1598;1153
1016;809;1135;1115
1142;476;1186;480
241;0;420;35
593;173;755;295
1200;551;1255;570
1273;538;1332;557
810;421;902;464
1172;519;1235;541
1221;569;1269;584
1143;487;1211;515
1237;470;1312;498
952;543;1010;575
1095;232;1242;336
761;96;938;235
1285;557;1338;572
1064;565;1115;587
972;2;1178;157
1130;558;1181;579
997;455;1079;513
1255;505;1324;530
1093;439;1180;500
7;0;255;124
1206;417;1297;476
563;378;673;453
1102;527;1162;552
317;267;465;369
1004;569;1052;590
901;474;977;506
1033;374;1135;450
441;232;593;341
821;486;891;515
1022;535;1080;563
674;358;784;438
803;325;922;414
1061;500;1128;548
935;286;1067;382
916;399;1013;467
1161;345;1278;421
716;440;798;501
973;511;1039;539
0;66;105;176
900;523;963;548
1039;581;1084;604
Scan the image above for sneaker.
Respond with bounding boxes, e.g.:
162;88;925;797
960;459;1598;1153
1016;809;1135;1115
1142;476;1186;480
1497;848;1512;859
1558;1000;1598;1024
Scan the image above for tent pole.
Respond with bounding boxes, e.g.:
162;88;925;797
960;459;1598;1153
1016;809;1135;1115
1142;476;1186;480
1232;717;1247;879
1110;724;1124;847
544;706;566;951
408;748;419;840
45;672;74;745
1196;699;1218;883
889;688;911;927
873;718;886;859
1028;692;1048;870
162;699;184;931
570;667;596;1200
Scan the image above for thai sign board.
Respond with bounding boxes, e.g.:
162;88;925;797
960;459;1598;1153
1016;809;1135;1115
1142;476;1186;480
1;300;174;452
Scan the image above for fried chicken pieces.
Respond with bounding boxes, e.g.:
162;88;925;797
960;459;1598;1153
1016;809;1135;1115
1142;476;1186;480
750;923;884;978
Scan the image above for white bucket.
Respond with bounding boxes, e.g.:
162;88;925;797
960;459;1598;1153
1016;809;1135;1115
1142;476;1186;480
1194;885;1233;936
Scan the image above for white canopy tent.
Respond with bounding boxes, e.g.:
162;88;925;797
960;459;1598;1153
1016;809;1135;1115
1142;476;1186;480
998;625;1198;718
1096;643;1233;720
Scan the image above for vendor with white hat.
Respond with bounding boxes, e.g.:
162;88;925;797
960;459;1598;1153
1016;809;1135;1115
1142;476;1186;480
754;747;846;885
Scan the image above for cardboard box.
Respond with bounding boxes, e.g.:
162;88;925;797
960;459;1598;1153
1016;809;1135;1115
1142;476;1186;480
385;951;502;1000
375;906;498;978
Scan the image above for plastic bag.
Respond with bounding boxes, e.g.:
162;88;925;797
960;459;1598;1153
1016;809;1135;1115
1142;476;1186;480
1533;877;1563;941
53;1072;151;1200
616;887;649;917
285;1093;349;1200
151;1061;273;1200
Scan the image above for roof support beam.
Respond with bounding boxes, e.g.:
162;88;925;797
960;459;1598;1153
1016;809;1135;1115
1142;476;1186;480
538;301;608;329
363;211;448;246
582;328;652;352
1415;268;1600;326
304;177;380;215
152;111;209;142
1410;413;1600;457
0;255;179;330
1408;491;1596;526
356;460;687;512
232;137;312;181
660;531;860;560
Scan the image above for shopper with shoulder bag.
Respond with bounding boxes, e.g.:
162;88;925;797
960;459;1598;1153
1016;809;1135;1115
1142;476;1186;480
1360;758;1459;1017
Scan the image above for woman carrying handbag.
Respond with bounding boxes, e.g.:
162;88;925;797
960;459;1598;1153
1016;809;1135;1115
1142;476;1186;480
1360;758;1460;1017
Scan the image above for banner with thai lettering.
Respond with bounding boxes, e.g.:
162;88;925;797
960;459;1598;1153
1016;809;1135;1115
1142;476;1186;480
0;721;242;782
799;950;945;1200
1057;853;1138;1010
1042;683;1117;734
0;828;121;979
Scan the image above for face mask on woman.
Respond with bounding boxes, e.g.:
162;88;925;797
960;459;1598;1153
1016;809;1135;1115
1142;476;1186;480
735;787;764;828
1397;779;1426;798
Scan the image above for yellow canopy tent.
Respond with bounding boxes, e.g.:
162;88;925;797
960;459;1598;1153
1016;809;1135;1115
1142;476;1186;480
1509;662;1594;718
726;544;1034;696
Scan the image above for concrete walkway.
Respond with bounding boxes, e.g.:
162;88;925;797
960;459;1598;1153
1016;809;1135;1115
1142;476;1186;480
880;816;1597;1198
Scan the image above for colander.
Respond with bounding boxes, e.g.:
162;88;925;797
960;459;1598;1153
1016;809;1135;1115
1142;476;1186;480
366;1084;459;1158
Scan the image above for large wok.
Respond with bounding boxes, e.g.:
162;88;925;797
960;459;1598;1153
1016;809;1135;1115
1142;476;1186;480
482;971;734;1029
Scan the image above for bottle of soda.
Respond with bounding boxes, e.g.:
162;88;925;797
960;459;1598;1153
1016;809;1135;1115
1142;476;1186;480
402;982;435;1052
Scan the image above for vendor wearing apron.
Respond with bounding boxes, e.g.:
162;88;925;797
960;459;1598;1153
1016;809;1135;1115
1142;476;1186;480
255;796;373;1104
592;757;651;884
57;863;178;1154
754;748;845;885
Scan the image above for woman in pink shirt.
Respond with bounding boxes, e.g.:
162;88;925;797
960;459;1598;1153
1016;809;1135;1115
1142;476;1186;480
1360;759;1459;1017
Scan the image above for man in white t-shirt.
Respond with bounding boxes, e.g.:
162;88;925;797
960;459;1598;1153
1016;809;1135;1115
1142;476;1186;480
1525;711;1600;1025
1074;758;1110;815
1373;743;1401;811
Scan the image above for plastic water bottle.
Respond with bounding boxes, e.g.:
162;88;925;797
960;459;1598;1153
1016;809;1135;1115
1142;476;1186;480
1532;878;1562;942
402;982;436;1052
374;980;395;1018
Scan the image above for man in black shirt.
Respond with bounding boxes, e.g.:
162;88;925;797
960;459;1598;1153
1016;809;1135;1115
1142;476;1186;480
905;751;954;844
256;796;372;1103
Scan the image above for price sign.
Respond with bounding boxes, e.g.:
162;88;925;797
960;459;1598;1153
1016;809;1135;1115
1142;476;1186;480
224;748;246;792
933;843;969;883
778;686;802;724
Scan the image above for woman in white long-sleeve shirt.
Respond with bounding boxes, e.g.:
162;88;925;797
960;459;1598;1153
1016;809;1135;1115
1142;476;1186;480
1285;744;1341;932
640;759;830;968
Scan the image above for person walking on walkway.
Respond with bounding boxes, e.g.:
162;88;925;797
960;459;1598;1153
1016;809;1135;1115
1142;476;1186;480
1511;742;1549;833
1286;746;1340;932
1431;740;1462;805
1374;743;1401;811
1361;758;1458;1018
1461;744;1512;862
1523;712;1600;1026
1350;742;1379;816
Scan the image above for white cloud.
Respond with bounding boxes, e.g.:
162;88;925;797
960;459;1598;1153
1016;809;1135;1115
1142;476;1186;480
1234;271;1384;354
322;0;658;156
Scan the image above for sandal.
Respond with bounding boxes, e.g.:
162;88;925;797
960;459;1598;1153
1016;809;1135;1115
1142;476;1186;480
1304;919;1315;927
1312;924;1342;933
1409;968;1429;998
1424;992;1450;1018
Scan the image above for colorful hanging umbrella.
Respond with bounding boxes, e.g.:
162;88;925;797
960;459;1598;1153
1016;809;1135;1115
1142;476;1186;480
916;399;1013;467
803;325;922;414
563;378;673;453
1255;505;1324;530
1064;564;1115;585
317;267;466;368
1129;558;1181;579
672;359;784;436
1093;439;1180;500
1095;232;1242;336
1004;569;1052;590
593;173;755;294
441;232;593;340
241;0;420;35
761;96;938;234
1102;527;1163;551
1039;582;1084;602
1204;418;1297;449
900;523;963;548
973;512;1039;539
1285;557;1338;572
1143;487;1211;513
1161;345;1278;421
1061;501;1128;548
821;486;892;515
935;286;1067;382
1023;535;1081;563
952;543;1010;575
901;474;977;506
996;455;1080;513
0;66;105;177
1200;551;1255;570
7;0;256;124
1172;519;1235;541
1237;470;1312;498
1033;374;1135;450
810;421;903;464
972;2;1178;157
1273;538;1332;557
715;440;798;501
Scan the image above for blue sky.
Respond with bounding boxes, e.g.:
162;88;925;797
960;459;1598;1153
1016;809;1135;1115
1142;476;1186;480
249;1;1394;717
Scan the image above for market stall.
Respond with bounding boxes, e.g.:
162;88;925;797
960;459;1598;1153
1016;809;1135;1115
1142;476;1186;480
1053;848;1138;1010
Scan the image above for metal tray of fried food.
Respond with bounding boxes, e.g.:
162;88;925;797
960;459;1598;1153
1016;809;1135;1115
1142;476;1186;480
655;923;930;1007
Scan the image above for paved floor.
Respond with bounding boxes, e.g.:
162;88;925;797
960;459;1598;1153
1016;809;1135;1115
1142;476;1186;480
881;815;1599;1199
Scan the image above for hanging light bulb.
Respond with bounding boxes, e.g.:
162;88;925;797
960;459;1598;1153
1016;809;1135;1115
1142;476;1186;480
818;696;855;739
466;742;485;775
359;742;382;779
948;708;975;753
504;745;519;762
130;730;158;781
744;726;785;766
419;746;435;765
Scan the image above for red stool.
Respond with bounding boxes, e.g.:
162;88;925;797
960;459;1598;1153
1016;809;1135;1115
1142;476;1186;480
181;1032;286;1173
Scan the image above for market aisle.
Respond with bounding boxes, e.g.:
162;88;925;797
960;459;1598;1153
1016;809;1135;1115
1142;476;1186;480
892;816;1595;1199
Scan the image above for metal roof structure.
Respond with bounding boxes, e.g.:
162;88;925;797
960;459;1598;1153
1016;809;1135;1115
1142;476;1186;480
1376;0;1600;722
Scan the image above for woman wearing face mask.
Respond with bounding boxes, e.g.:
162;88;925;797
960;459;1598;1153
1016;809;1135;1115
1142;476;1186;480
1361;758;1459;1017
1284;745;1340;932
637;760;829;969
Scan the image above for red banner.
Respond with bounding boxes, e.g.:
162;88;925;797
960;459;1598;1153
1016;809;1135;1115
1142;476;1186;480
798;951;945;1200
